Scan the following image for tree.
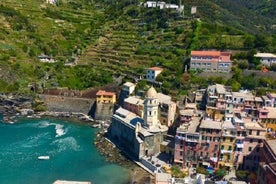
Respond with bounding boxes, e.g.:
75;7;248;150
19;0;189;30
237;60;249;69
270;63;276;72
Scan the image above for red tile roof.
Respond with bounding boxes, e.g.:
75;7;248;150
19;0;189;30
148;67;163;71
191;51;221;57
96;90;116;96
191;50;231;62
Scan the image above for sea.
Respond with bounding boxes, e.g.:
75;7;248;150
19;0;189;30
0;115;130;184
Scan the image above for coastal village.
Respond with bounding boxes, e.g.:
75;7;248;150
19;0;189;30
1;49;276;184
0;1;276;184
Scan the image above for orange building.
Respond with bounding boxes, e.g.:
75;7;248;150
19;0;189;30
96;90;116;104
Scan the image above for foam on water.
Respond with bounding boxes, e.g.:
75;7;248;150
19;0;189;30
55;124;66;137
51;136;81;152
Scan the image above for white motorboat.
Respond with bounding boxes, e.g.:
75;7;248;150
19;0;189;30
38;156;50;160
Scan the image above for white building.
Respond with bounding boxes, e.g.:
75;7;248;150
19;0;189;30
254;53;276;66
146;67;163;81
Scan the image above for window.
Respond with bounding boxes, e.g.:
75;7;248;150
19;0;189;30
258;139;262;144
249;130;252;135
227;155;230;160
221;145;225;150
228;146;232;151
213;153;216;157
257;130;260;136
180;151;183;156
250;139;253;143
249;147;252;151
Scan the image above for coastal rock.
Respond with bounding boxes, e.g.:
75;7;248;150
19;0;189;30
94;130;154;183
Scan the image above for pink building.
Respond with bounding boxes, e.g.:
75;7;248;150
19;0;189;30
174;117;201;167
124;96;144;117
242;122;266;171
198;119;222;168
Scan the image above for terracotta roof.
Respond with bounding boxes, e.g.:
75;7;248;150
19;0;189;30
191;50;221;57
148;67;163;71
96;90;115;96
191;50;231;62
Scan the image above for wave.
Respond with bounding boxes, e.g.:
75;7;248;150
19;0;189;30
55;124;67;137
51;137;81;153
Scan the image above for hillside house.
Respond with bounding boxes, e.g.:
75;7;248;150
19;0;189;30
254;53;276;66
190;50;232;73
146;67;163;81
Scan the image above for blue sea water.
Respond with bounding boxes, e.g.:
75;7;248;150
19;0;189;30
0;117;130;184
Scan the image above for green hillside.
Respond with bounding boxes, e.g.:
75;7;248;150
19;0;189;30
0;0;275;94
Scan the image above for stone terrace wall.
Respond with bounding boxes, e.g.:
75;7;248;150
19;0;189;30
39;95;95;114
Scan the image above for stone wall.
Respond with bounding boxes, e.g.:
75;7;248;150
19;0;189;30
94;103;114;121
39;94;95;115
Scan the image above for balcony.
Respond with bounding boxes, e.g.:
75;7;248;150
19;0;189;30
220;150;233;154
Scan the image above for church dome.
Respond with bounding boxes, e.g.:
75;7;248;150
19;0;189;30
146;87;157;98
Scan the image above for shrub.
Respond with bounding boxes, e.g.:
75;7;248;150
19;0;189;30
236;170;248;181
196;167;208;175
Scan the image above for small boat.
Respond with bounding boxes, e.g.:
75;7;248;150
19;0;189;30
38;156;50;160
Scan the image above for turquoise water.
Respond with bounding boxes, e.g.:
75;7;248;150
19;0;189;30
0;117;130;184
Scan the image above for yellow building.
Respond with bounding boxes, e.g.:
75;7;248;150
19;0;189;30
259;107;276;131
218;121;236;170
96;90;116;104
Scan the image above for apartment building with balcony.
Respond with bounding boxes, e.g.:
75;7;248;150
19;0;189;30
218;121;236;170
190;50;232;73
242;122;267;171
174;117;201;167
198;119;222;168
257;139;276;184
233;117;247;169
259;107;276;132
205;84;228;121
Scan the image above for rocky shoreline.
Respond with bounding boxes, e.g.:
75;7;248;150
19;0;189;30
94;130;155;184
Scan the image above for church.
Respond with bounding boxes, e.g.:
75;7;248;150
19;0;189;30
108;87;168;160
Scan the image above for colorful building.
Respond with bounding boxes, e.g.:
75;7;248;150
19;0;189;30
190;50;232;73
259;107;276;131
124;96;144;117
198;119;222;168
218;121;236;170
242;122;266;171
96;90;116;104
174;117;201;167
205;84;227;121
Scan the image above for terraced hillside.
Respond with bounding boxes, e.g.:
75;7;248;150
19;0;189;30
78;6;193;81
0;0;275;94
